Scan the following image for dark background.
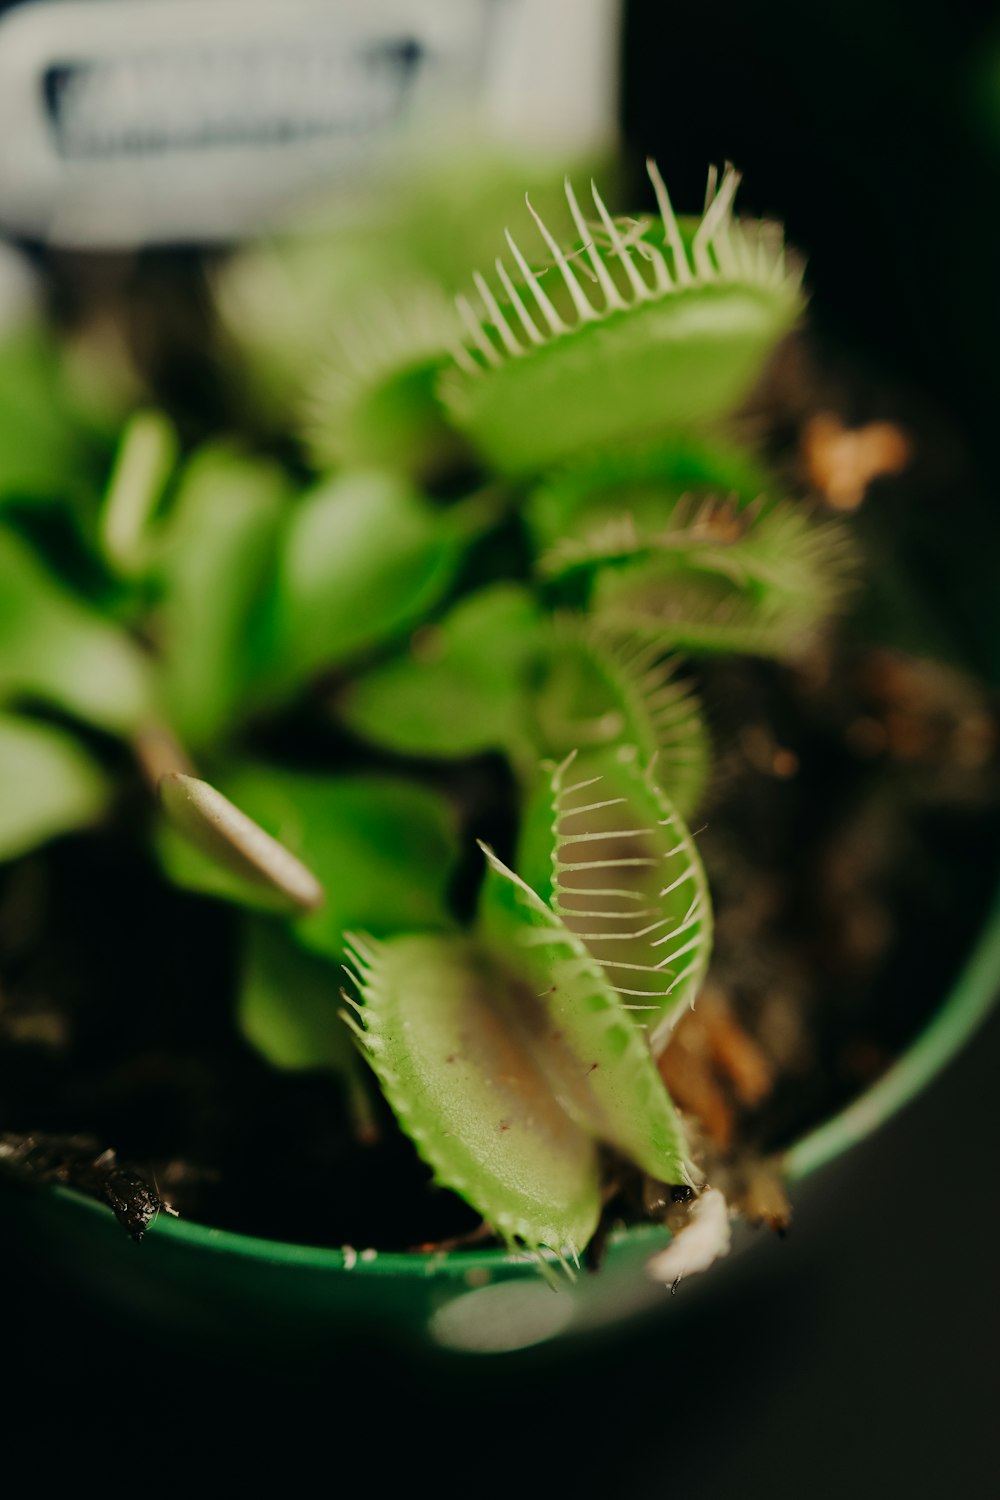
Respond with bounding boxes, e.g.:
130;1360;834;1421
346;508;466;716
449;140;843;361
2;2;999;1489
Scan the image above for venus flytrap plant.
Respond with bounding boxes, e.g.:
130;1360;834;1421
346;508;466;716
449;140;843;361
0;313;125;509
0;157;889;1284
525;432;777;573
341;930;605;1267
589;500;853;660
531;621;711;818
341;753;706;1266
334;587;714;809
157;763;462;956
475;837;697;1186
336;583;546;764
0;523;153;735
99;408;178;580
239;919;379;1147
440;161;802;473
260;468;485;698
216;150;586;442
153;446;291;751
301;278;465;482
303;161;840;1272
518;749;712;1051
0;713;110;862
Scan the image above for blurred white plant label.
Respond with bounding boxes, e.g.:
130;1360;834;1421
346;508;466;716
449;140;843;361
0;0;619;246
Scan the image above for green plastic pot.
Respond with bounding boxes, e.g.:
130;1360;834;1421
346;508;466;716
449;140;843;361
7;879;1000;1357
6;17;999;1352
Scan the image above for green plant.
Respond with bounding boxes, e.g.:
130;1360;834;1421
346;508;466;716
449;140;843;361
0;159;880;1280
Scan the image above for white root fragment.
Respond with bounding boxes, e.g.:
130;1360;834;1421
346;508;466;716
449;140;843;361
645;1187;732;1286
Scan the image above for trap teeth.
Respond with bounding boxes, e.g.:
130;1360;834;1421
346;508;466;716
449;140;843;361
441;161;804;474
451;160;790;373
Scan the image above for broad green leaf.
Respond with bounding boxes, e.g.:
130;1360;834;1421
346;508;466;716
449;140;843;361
159;764;460;955
214;236;378;425
267;471;475;688
309;356;454;478
0;524;151;733
344;931;601;1256
0;324;104;506
441;163;801;475
0;713;108;860
240;918;358;1071
239;919;375;1136
301;280;463;480
477;845;697;1186
526;434;775;579
99;409;178;577
336;584;545;760
516;750;712;1054
155;446;289;748
532;620;710;818
158;772;324;915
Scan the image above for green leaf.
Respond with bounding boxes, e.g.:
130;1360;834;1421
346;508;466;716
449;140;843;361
0;324;105;506
661;499;849;601
239;918;356;1071
240;919;380;1142
214;156;580;431
336;584;545;760
441;163;801;475
301;280;463;480
516;750;712;1054
99;408;178;577
0;713;109;861
0;523;151;733
158;772;324;915
533;620;710;819
160;763;460;955
344;931;601;1257
155;445;289;749
527;434;775;579
267;470;475;688
477;844;698;1186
